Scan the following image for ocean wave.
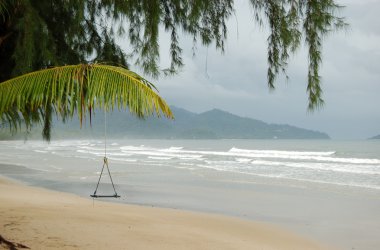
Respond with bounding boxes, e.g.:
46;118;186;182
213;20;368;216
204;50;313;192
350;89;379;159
250;160;380;175
120;145;152;151
76;149;104;156
235;158;252;163
230;147;336;156
162;146;184;151
120;147;203;160
194;162;380;190
116;145;380;165
33;150;48;154
77;145;119;151
148;156;173;160
2;140;380;191
157;146;379;165
223;148;379;164
108;157;137;162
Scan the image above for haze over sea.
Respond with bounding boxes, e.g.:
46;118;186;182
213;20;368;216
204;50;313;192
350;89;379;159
1;139;380;249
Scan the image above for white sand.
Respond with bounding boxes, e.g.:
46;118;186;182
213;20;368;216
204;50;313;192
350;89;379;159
0;176;327;249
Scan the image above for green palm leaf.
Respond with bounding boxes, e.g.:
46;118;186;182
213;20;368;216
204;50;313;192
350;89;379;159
0;64;173;140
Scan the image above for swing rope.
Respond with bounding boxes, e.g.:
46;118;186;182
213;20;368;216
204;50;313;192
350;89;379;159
91;109;120;198
104;107;107;158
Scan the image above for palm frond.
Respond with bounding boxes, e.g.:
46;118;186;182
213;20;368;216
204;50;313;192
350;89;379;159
0;64;173;140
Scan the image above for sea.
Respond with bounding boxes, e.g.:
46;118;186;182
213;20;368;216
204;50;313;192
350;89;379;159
0;139;379;191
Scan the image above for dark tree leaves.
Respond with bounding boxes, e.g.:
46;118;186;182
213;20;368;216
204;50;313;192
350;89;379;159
0;0;346;111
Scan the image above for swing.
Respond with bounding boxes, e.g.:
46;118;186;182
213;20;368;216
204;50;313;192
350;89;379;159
91;109;120;198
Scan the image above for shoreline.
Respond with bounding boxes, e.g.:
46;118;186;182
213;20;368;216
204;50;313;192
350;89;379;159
0;175;326;250
1;160;380;250
1;138;379;250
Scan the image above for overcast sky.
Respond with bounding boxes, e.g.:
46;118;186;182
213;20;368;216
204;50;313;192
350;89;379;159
126;0;380;140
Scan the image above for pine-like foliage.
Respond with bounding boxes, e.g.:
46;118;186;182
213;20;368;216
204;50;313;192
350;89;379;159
0;0;346;111
0;64;173;141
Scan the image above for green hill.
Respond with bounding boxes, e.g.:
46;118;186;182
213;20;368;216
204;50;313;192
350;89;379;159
0;106;330;140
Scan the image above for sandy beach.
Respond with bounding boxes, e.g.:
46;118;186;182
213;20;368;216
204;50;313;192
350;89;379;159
0;176;326;250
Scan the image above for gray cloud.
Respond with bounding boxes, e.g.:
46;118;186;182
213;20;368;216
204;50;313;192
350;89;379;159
124;1;380;139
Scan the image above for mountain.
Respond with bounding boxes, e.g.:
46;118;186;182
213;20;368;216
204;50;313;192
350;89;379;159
179;108;329;139
0;106;330;140
369;134;380;139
